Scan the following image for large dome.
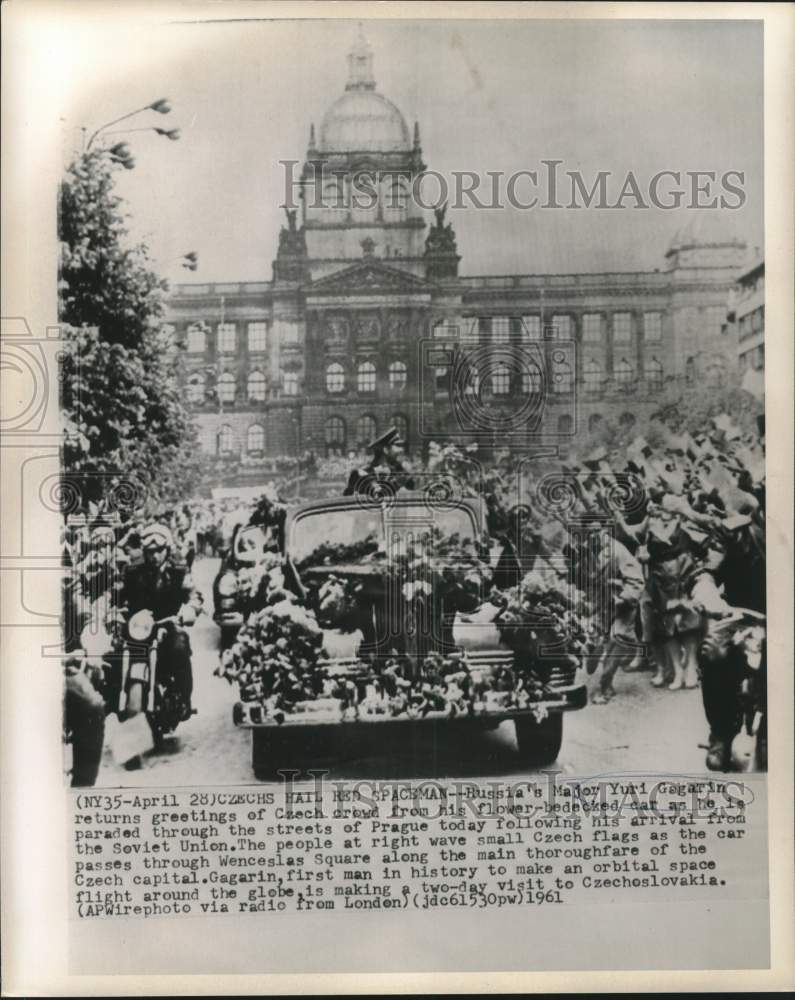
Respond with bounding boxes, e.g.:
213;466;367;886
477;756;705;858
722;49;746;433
319;89;411;153
317;26;411;154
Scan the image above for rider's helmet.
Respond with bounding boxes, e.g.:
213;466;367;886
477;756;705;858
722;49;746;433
141;523;174;554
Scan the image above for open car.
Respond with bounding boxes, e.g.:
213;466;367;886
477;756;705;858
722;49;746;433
227;492;587;778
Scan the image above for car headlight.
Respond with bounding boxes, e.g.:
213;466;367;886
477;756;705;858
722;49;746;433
128;609;155;642
218;572;238;597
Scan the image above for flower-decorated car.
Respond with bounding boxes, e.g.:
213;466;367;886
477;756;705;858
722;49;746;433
216;491;588;778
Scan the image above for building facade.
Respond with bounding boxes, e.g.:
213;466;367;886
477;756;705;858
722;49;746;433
165;31;748;470
731;258;765;374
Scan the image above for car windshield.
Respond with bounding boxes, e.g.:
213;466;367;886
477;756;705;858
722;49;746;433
290;502;479;566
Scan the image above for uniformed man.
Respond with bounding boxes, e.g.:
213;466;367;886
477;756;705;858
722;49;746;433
343;426;414;497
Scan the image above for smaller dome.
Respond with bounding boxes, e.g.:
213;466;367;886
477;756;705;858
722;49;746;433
667;212;742;254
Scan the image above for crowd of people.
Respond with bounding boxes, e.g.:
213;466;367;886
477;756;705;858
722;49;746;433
62;400;766;779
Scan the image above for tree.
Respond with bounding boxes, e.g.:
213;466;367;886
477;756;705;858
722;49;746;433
59;149;201;512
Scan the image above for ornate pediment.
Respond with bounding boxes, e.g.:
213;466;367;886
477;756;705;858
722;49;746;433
309;261;433;296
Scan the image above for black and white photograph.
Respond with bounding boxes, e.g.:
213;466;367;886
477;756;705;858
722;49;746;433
1;2;792;992
56;14;768;788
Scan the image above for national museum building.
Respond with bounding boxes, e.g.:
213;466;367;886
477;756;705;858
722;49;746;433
164;33;747;464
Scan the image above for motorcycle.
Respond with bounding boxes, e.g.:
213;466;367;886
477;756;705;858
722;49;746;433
118;605;197;751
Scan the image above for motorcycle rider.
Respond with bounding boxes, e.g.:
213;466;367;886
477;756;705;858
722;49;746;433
120;523;202;720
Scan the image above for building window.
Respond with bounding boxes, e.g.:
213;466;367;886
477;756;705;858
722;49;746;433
752;306;764;333
247;371;266;402
186;373;205;404
356;414;377;446
247;424;265;453
492;317;510;343
685;357;696;383
588;413;603;433
248;322;267;353
218;424;234;454
217;372;236;403
613;313;632;343
392;415;409;451
325;416;346;455
614;359;634;385
217;323;236;354
551;315;572;340
388;360;407;390
357;361;376;393
283;371;299;396
186;323;206;354
433;319;457;339
463;363;480;395
753;345;764;370
521;364;543;394
521;315;541;340
582;314;602;343
491;363;511;395
383;178;409;221
643;312;662;342
706;305;725;336
644;358;663;390
557;414;573;435
584;360;602;393
326;363;345;394
478;316;492;341
323;177;346;212
552;361;573;394
619;412;636;429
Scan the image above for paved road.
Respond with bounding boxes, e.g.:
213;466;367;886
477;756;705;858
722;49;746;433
96;557;713;787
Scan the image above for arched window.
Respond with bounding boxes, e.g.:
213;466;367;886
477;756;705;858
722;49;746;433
584;360;602;393
392;415;409;451
463;363;480;395
326;363;345;394
521;364;543;394
186;323;206;354
325;416;346;455
388;360;407;390
247;371;266;402
217;323;236;354
619;412;636;429
217;372;236;403
491;363;511;395
644;358;663;390
283;371;299;396
186;373;205;404
614;359;634;385
218;424;234;454
356;414;377;446
553;361;573;394
383;178;409;221
351;171;378;223
247;424;265;453
588;413;603;432
557;414;573;435
322;177;346;213
357;361;376;394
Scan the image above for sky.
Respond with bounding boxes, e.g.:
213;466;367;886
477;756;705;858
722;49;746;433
59;16;764;287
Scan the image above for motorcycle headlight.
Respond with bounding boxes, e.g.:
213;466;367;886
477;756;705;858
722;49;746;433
80;623;113;657
128;609;155;642
218;572;238;597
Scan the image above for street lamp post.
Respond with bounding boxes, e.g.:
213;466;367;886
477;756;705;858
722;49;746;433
86;98;173;150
